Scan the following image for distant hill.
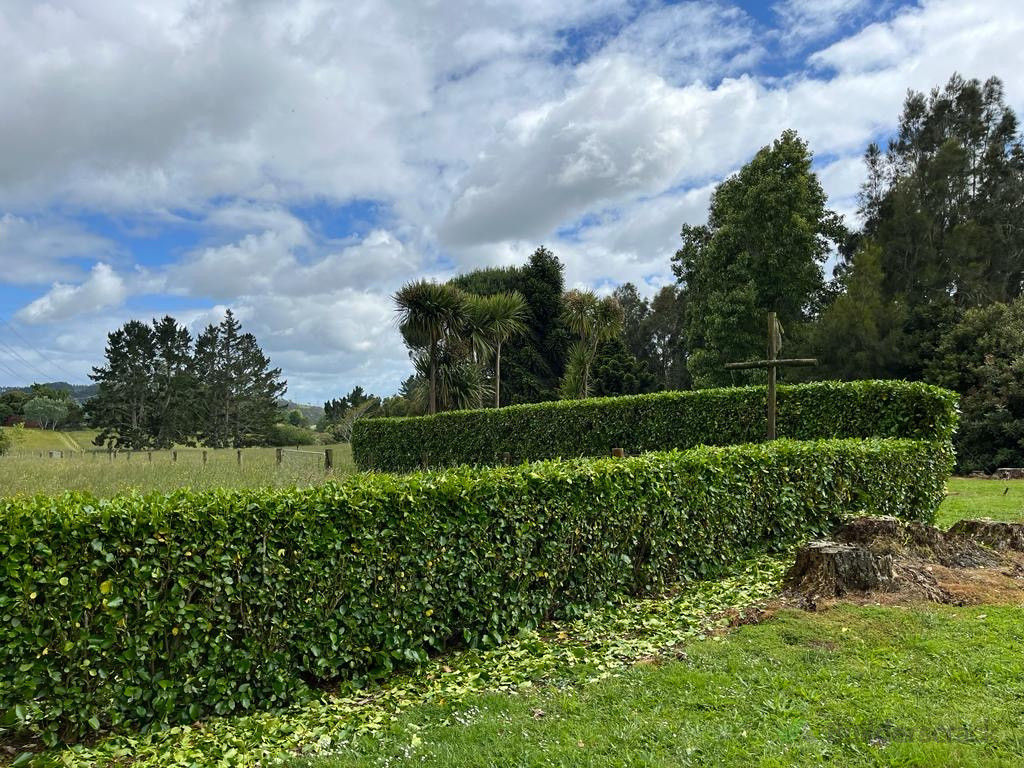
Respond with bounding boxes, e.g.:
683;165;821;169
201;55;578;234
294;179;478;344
0;382;98;403
278;399;325;425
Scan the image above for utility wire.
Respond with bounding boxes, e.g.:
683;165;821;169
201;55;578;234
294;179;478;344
0;317;82;383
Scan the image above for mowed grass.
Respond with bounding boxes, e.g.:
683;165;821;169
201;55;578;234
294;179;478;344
936;476;1024;528
300;605;1024;768
0;441;354;497
4;427;101;453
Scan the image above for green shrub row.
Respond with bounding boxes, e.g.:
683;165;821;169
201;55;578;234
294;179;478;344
351;380;958;472
1;437;951;744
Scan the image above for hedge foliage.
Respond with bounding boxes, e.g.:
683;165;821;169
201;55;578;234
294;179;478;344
351;380;958;472
1;437;951;744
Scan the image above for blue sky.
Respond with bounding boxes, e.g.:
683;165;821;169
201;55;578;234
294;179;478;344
0;0;1022;403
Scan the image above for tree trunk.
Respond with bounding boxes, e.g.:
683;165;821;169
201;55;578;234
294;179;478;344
429;338;437;415
785;541;893;598
494;342;502;408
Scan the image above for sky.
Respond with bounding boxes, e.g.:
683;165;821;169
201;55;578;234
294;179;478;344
1;0;1023;404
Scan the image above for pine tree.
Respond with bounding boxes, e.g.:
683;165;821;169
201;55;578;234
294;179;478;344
88;320;157;449
195;310;287;447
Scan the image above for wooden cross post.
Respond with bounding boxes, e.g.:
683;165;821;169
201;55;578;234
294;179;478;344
724;312;817;440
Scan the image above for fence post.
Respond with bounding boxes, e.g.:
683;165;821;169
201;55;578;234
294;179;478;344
148;451;153;462
202;450;208;465
172;450;178;462
126;451;131;462
324;448;334;472
276;447;283;466
611;447;624;458
237;449;243;466
502;452;512;465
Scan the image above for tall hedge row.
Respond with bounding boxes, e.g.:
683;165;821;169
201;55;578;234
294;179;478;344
351;380;958;472
1;437;951;744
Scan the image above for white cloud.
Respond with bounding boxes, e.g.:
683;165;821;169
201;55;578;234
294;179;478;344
16;262;127;324
0;213;115;285
4;0;1024;399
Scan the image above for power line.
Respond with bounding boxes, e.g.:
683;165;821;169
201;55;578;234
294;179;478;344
0;317;82;383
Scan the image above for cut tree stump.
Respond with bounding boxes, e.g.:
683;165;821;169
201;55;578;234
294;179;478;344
784;541;893;598
948;519;1024;552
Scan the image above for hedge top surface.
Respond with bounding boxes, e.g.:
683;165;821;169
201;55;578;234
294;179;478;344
352;379;958;472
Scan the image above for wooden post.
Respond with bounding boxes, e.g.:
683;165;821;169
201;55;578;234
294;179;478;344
767;311;778;441
324;448;334;472
172;450;178;462
276;447;283;466
108;449;113;462
724;312;817;441
237;449;243;466
148;451;153;462
202;450;208;465
126;451;131;462
503;452;512;465
611;447;624;458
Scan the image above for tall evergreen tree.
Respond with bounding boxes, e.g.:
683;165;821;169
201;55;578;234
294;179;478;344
150;316;196;448
88;320;157;449
194;310;286;447
672;130;845;387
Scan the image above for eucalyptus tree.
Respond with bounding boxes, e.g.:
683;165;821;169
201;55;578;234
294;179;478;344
559;290;624;399
465;290;529;407
394;280;468;414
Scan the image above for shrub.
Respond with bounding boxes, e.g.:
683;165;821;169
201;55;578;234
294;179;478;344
0;437;950;744
267;421;320;446
352;380;958;472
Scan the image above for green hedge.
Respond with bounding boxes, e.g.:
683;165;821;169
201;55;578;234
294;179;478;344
1;437;951;744
351;380;958;472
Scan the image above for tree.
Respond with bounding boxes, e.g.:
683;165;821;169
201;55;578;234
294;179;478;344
464;291;529;407
591;337;657;397
812;243;908;380
559;290;624;399
927;297;1024;472
194;310;287;448
451;246;568;404
87;320;157;449
23;396;69;430
150;316;196;448
672;130;845;387
287;409;308;427
647;285;690;390
394;280;467;414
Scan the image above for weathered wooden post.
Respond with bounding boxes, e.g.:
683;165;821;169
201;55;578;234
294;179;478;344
148;451;153;462
324;448;334;472
724;312;818;440
276;447;283;466
126;451;131;462
202;450;208;465
237;449;243;466
172;450;178;462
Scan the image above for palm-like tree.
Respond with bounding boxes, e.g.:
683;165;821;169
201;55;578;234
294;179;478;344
465;291;529;407
394;280;467;414
559;290;624;398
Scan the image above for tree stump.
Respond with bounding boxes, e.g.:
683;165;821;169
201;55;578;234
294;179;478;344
948;519;1024;552
784;541;893;598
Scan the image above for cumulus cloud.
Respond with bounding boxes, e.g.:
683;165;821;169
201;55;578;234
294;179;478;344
16;262;127;324
3;0;1024;399
0;213;115;285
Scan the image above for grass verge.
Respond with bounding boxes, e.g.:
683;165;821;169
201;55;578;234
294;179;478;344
302;604;1024;768
936;477;1024;527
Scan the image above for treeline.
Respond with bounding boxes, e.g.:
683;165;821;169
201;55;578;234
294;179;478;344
0;384;86;431
329;73;1024;472
87;310;287;449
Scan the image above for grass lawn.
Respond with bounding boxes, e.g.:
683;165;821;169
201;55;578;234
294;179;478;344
301;605;1024;768
2;428;101;453
936;477;1024;527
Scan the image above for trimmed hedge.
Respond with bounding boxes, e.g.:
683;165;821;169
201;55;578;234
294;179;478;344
1;437;951;744
352;380;958;473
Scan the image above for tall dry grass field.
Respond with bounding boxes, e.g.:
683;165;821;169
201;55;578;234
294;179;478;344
0;443;355;498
